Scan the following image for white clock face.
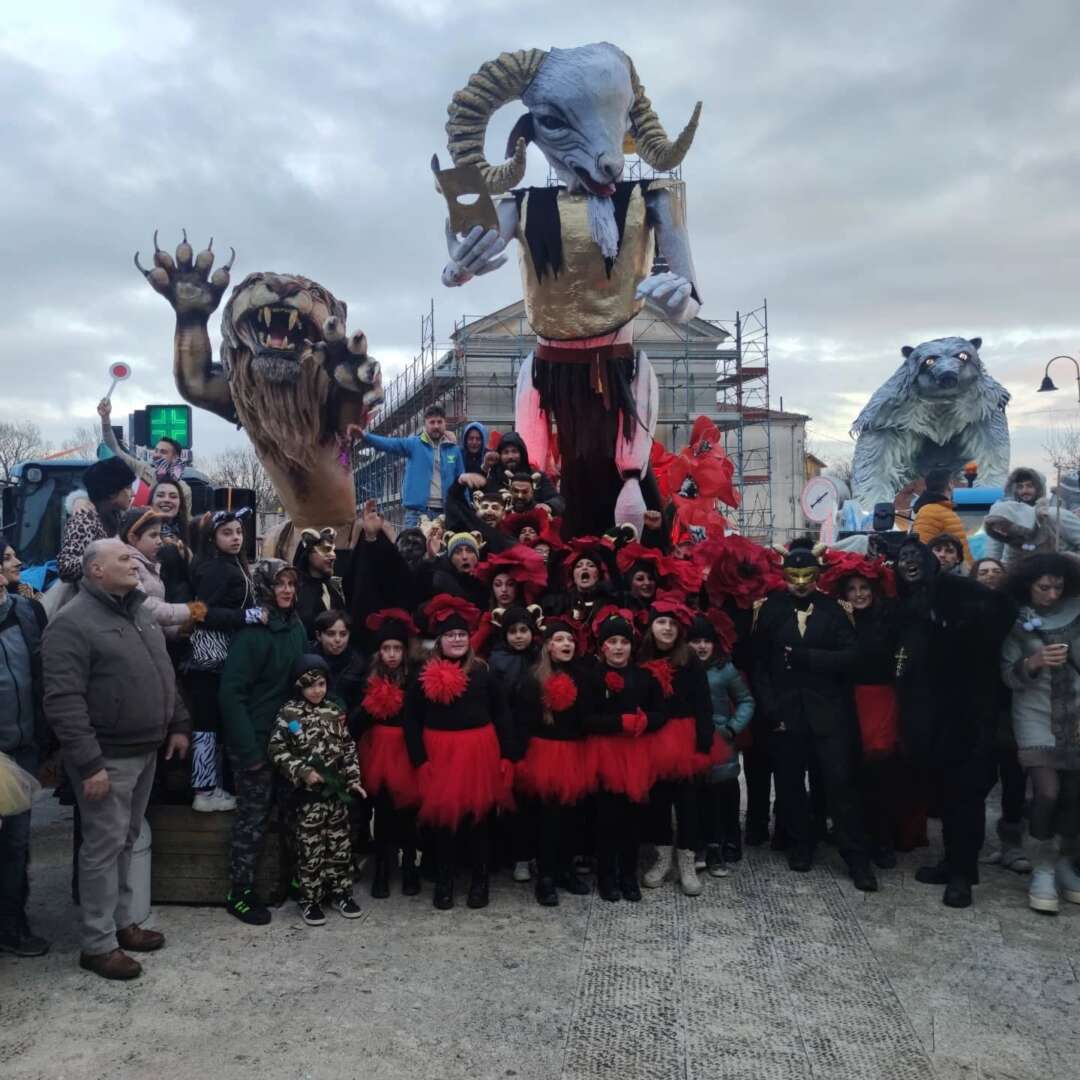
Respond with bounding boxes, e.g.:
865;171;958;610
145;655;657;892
801;476;838;522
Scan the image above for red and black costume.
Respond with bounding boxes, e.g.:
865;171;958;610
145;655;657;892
584;608;665;902
513;615;595;904
404;595;516;910
356;609;421;899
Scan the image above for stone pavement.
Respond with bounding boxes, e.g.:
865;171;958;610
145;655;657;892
2;798;1078;1080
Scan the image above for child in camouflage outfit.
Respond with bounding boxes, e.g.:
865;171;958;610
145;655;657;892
268;655;367;925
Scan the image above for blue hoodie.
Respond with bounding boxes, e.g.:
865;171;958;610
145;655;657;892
362;429;465;512
460;421;489;474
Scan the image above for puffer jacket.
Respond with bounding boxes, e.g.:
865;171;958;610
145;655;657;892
128;546;192;638
703;661;754;780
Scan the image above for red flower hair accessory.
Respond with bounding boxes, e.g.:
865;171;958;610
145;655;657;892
707;608;738;656
419;657;469;705
590;604;636;640
475;545;548;601
615;541;664;576
365;608;419;636
362;675;405;721
648;596;695;628
818;551;896;599
421;594;481;634
542;672;578;713
703;535;785;610
641;658;675;697
563;536;609;575
502;509;547;541
604;670;625;694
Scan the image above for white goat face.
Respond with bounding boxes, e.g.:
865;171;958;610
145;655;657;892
522;44;632;196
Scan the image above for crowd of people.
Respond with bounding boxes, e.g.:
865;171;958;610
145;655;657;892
2;403;1080;983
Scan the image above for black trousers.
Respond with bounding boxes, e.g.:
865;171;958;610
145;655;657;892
939;753;996;882
646;780;703;851
770;726;867;864
371;791;417;865
518;796;577;878
699;779;741;848
432;815;490;880
594;792;643;881
743;739;774;833
859;754;901;852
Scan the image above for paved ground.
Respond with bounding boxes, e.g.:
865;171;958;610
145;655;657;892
3;796;1078;1080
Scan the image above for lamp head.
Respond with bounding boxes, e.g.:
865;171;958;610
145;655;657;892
1038;375;1058;393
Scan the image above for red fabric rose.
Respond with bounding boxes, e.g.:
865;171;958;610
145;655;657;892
361;675;405;722
604;670;625;694
642;659;675;697
419;658;469;705
817;551;896;599
620;709;648;737
702;535;785;610
542;672;578;713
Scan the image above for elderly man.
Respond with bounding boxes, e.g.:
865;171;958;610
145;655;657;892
43;538;190;980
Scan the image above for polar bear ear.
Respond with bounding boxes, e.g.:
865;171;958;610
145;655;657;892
901;345;914;358
968;337;982;350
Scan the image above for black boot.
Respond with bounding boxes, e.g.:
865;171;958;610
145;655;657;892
943;875;973;908
744;822;768;847
722;833;743;864
401;851;421;896
555;868;590;896
619;874;642;902
433;871;454;910
598;874;621;902
915;861;950;885
850;861;879;893
466;867;490;909
872;845;897;870
535;876;559;907
788;848;813;873
370;857;390;899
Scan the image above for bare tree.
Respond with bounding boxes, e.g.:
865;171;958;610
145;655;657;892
205;444;281;514
1043;424;1080;475
0;420;50;481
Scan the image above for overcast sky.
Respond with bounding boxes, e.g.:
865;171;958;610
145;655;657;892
4;0;1080;483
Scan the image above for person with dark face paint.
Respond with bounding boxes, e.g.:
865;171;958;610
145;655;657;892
893;537;1016;909
751;541;877;891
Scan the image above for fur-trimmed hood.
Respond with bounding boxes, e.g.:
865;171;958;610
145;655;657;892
1003;467;1047;503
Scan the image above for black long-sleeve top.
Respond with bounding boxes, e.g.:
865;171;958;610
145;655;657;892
404;660;515;766
191;554;254;632
851;602;897;688
583;661;666;736
645;656;714;754
512;661;595;747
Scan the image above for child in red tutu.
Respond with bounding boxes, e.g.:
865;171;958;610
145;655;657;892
585;607;665;903
638;599;716;897
514;614;594;906
688;612;754;879
356;608;422;900
405;594;517;910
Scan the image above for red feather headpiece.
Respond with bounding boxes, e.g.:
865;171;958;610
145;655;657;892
818;551;896;599
648;596;695;628
563;536;610;574
590;604;636;639
502;509;547;541
421;593;481;634
474;545;548;601
365;608;420;637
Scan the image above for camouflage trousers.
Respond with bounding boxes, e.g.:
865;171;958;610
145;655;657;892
229;763;275;889
293;798;353;906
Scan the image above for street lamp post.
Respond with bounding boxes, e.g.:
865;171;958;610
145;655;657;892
1037;354;1080;404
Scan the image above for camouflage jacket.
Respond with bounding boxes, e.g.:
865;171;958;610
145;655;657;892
268;698;362;792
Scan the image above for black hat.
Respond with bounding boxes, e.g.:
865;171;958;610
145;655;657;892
595;611;634;645
291;653;329;688
83;457;136;503
498;604;538;636
365;608;419;646
689;613;716;642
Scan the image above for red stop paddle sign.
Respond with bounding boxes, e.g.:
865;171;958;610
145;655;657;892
106;362;133;400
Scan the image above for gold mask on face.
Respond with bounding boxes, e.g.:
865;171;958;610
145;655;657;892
783;567;819;587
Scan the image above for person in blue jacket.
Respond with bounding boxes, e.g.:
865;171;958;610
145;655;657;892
688;612;754;879
460;420;489;475
360;405;468;527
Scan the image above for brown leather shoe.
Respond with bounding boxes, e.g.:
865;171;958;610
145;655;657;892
79;949;142;980
116;925;165;952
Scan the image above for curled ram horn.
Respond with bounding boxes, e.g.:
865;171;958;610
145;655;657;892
628;62;702;171
445;48;548;194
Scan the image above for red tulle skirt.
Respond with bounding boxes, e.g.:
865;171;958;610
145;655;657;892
691;730;735;775
515;736;592;805
357;724;420;809
854;685;899;758
586;733;653;803
646;715;700;781
417;724;511;830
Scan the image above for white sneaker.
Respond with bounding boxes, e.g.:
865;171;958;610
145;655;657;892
677;849;703;896
1028;866;1060;914
512;861;532;883
192;788;237;813
643;845;673;888
1056;857;1080;904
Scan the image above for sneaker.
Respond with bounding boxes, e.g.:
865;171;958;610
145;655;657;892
512;860;532;883
1000;846;1032;874
1056;857;1080;904
705;845;729;878
193;788;237;813
225;887;272;926
301;902;327;926
1029;867;1060;914
336;895;363;919
0;927;51;957
694;851;707;871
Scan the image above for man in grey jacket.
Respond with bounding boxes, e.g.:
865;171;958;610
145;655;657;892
43;538;190;980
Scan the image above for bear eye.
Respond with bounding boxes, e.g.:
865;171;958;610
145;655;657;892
923;356;937;368
957;352;969;362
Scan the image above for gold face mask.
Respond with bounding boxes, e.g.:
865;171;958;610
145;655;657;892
783;567;819;588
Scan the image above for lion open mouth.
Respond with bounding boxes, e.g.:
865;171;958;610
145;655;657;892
245;305;313;354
